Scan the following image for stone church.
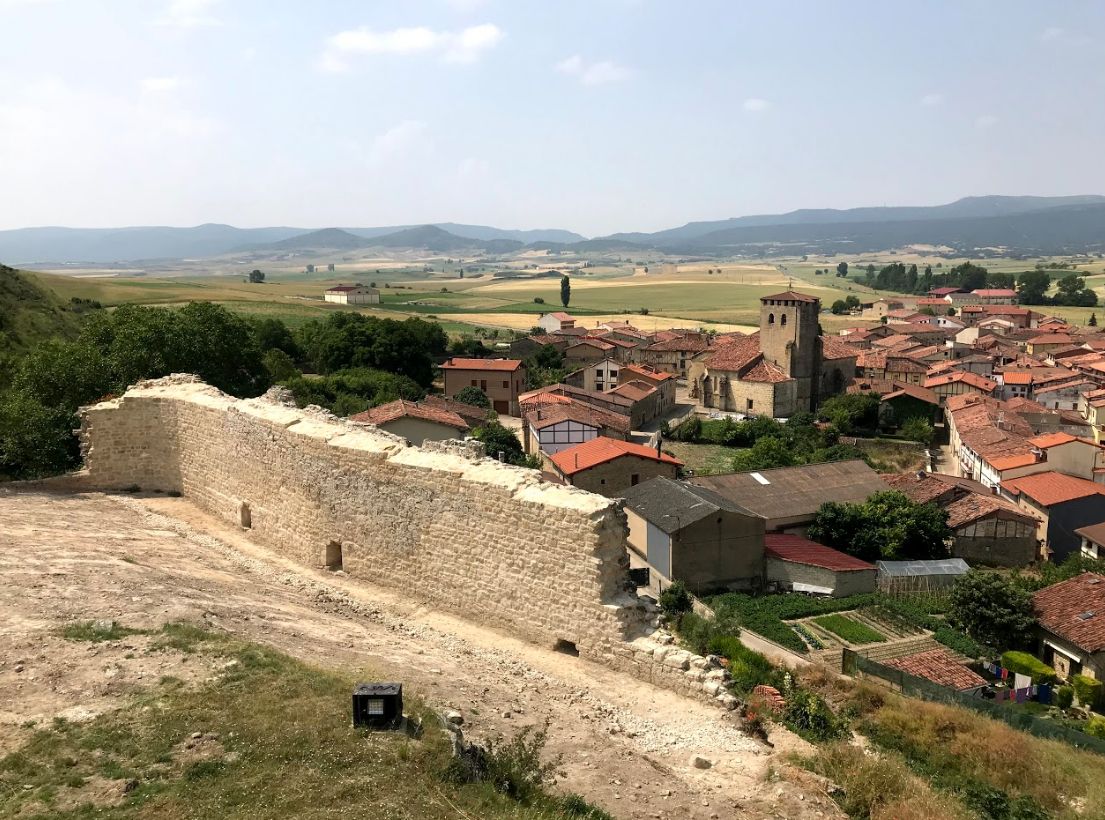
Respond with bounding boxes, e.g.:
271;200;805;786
688;291;858;417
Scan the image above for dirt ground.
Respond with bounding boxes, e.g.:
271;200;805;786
0;487;843;820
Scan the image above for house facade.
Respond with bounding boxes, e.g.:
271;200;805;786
324;284;380;304
441;358;526;416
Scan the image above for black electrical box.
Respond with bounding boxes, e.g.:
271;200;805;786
353;682;403;729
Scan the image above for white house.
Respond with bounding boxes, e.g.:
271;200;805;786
537;311;576;333
325;284;381;305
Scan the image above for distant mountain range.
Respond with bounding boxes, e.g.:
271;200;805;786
3;195;1104;264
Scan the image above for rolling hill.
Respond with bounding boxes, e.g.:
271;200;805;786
0;265;90;379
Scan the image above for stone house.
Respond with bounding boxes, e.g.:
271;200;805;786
509;334;570;359
639;333;710;379
441;357;526;416
350;399;470;446
764;534;877;597
1032;573;1105;680
564;358;623;393
879;381;942;424
607;380;662;424
1001;471;1105;561
521;383;645;429
689;333;798;418
564;338;617;367
971;288;1019;305
622;477;765;595
884;471;1039;566
618;363;676;412
923;370;999;403
522;399;630;456
547;436;683;496
537;311;576;333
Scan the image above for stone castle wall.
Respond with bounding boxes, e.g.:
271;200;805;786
77;377;738;710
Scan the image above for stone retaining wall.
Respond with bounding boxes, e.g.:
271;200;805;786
78;377;737;710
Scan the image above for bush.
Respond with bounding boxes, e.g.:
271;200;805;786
659;580;692;618
1057;686;1075;709
533;297;544;304
782;688;849;743
561;793;613;819
1085;716;1105;739
453;385;491;409
932;626;983;659
705;635;778;693
1000;651;1059;686
1072;674;1103;710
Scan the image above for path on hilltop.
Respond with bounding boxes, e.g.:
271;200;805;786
0;488;842;820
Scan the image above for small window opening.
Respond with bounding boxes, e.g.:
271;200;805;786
326;540;344;571
554;639;579;656
768;313;775;324
631;474;640;486
780;314;788;326
239;503;251;529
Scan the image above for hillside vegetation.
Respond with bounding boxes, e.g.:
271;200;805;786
0;265;89;370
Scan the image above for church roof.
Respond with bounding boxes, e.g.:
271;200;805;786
761;290;819;303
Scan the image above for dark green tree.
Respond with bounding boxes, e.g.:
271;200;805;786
807;491;950;562
472;420;529;466
948;570;1036;650
248;269;265;283
830;299;848;315
560;274;571;308
0;390;79;480
1017;270;1052;305
731;436;796;471
454;385;491;409
1090;312;1099;327
836;261;849;278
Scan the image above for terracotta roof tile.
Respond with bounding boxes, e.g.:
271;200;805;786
1034;573;1105;653
884;648;986;690
761;290;819;303
550;436;682;476
525;399;631;434
350;399;469;431
1003;471;1105;507
441;357;523;372
764;534;875;571
820;336;862;361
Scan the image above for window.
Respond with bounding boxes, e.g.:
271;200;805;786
768;313;775;324
471;379;477;387
366;698;384;715
239;503;251;529
480;380;487;390
502;380;509;388
631;474;640;486
610;369;618;378
780;314;787;326
595;381;604;390
747;398;754;410
325;541;343;572
600;479;606;485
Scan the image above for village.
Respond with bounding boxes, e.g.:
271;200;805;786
340;282;1105;720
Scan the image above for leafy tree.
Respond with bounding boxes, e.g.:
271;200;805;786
250;317;300;359
1017;270;1052;305
948;261;988;291
659;580;692;617
836;261;849;278
817;392;879;434
450;336;491;358
1054;274;1098;307
948;570;1036;650
560;274;571;308
900;416;935;446
296;313;441;386
282;368;422;415
262;349;300;382
523;343;566;389
844;295;860;309
454;385;491;409
731;436;796;471
472;420;529;466
831;299;848;315
248;269;265;283
808;491;950;562
0;390;79;479
533;296;544;304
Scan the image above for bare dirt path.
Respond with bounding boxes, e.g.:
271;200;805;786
0;488;842;820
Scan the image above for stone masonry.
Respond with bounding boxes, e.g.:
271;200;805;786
77;376;737;710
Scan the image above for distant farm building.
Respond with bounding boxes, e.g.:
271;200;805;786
325;284;381;305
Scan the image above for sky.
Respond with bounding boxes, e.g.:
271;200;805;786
1;0;1103;236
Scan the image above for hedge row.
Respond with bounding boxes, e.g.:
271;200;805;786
1000;650;1060;685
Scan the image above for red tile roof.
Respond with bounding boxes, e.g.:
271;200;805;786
988;453;1039;470
550;436;683;476
764;534;875;572
821;336;862;361
884;648;986;690
620;363;673;382
547;311;573;321
1034;573;1105;653
1027;432;1077;449
923;371;998;392
441;357;523;372
1002;471;1105;507
644;335;710;353
525;399;631;434
350;399;470;431
761;290;819;303
1000;371;1034;385
607;380;656;401
930;287;963;296
972;289;1018;298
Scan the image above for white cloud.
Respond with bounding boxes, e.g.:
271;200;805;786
920;92;943;106
155;0;221;28
319;23;503;72
976;114;999;129
743;97;769;112
555;55;632;86
366;120;431;166
141;76;183;93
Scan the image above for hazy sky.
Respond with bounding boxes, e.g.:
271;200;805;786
1;0;1103;235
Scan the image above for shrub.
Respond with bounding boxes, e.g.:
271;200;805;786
533;297;545;304
1085;716;1105;739
1057;686;1075;709
932;626;983;659
453;385;491;409
561;793;613;819
659;580;692;618
782;688;849;743
705;634;778;693
1072;674;1103;710
1000;651;1059;685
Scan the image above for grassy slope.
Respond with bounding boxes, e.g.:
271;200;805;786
0;266;84;357
0;623;599;820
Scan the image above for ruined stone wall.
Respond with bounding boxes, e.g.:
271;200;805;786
78;376;739;711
